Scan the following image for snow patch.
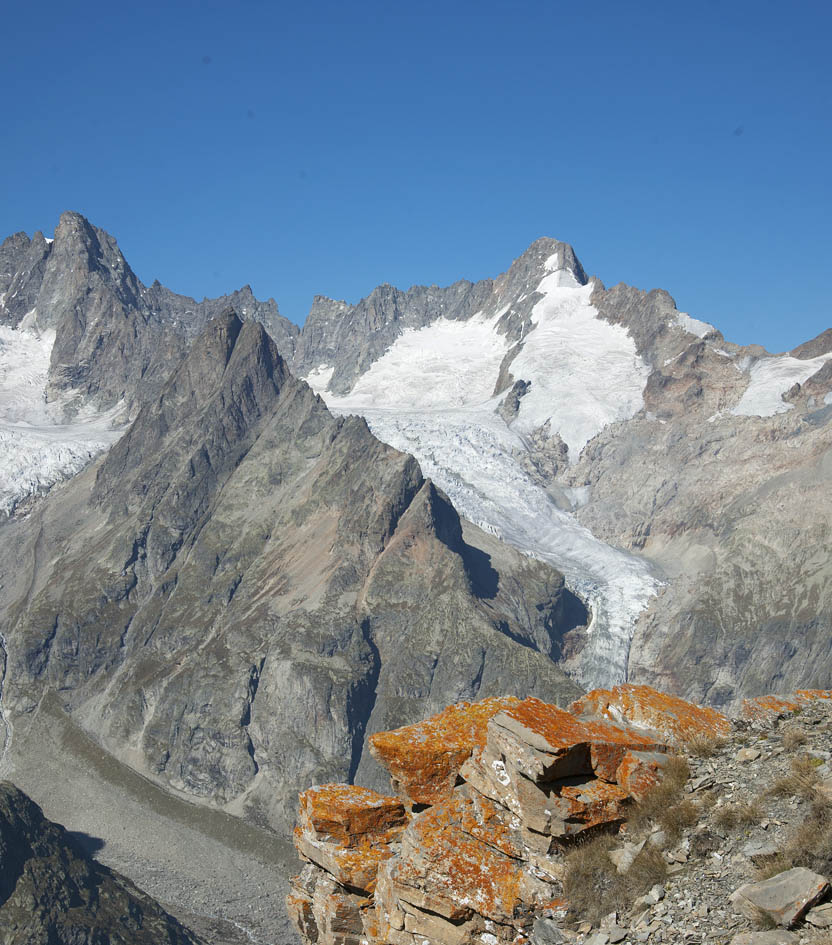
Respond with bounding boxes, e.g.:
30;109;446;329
303;363;335;394
825;392;832;406
510;275;650;457
0;326;124;515
675;311;715;339
336;311;505;409
731;352;832;417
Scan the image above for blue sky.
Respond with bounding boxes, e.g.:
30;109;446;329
2;0;830;351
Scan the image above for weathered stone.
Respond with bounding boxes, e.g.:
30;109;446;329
729;932;797;945
368;698;521;805
741;691;832;723
294;784;409;893
616;750;671;800
492;697;668;783
532;916;566;945
805;901;832;928
736;747;762;763
731;867;830;927
569;684;731;745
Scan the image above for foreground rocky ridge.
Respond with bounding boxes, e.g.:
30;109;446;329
288;685;832;945
0;780;203;945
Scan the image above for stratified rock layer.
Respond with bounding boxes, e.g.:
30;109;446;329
286;685;724;945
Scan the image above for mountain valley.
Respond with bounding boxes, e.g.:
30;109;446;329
0;212;830;942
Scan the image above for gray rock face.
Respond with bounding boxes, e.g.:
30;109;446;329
0;780;203;945
291;237;587;396
0;310;583;838
0;212;299;417
0;231;52;326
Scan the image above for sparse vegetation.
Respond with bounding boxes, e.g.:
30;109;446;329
766;754;821;800
562;833;668;924
630;755;691;830
782;725;809;751
684;735;726;758
712;798;762;830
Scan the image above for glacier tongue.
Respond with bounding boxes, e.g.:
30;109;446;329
319;263;659;689
0;325;124;515
325;401;660;690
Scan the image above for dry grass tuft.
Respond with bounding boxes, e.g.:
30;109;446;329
712;798;763;831
629;755;700;843
754;787;832;879
766;755;821;800
781;725;809;751
683;735;726;758
562;833;668;923
659;798;700;843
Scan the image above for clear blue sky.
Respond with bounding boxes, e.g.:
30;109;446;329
2;0;830;352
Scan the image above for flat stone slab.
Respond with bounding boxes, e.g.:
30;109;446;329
730;931;797;945
731;867;830;927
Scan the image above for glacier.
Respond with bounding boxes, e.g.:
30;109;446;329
0;325;124;515
318;266;660;689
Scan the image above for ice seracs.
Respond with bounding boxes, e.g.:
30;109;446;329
0;324;123;515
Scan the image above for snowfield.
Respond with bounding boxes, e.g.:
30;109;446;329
510;273;651;456
0;325;123;515
732;351;832;417
318;264;660;689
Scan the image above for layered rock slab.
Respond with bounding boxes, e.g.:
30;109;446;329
288;687;691;945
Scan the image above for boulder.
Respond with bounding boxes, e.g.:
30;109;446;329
569;684;731;745
731;867;831;927
294;784;408;893
368;697;521;805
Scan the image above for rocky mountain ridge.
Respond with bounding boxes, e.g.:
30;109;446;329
0;780;204;945
288;684;832;945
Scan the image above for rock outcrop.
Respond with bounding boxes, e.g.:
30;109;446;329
288;687;690;945
289;685;832;945
0;780;203;945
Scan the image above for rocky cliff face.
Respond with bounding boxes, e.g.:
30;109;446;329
288;685;832;945
0;213;299;416
0;780;203;945
0;309;584;842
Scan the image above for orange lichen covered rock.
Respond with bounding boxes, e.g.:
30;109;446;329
492;696;668;782
742;690;832;721
295;784;408;893
568;684;732;745
385;795;554;925
616;750;671;800
298;783;408;843
368;697;521;805
288;864;375;945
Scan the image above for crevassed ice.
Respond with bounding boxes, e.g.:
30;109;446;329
731;352;832;417
315;266;659;689
0;324;123;515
